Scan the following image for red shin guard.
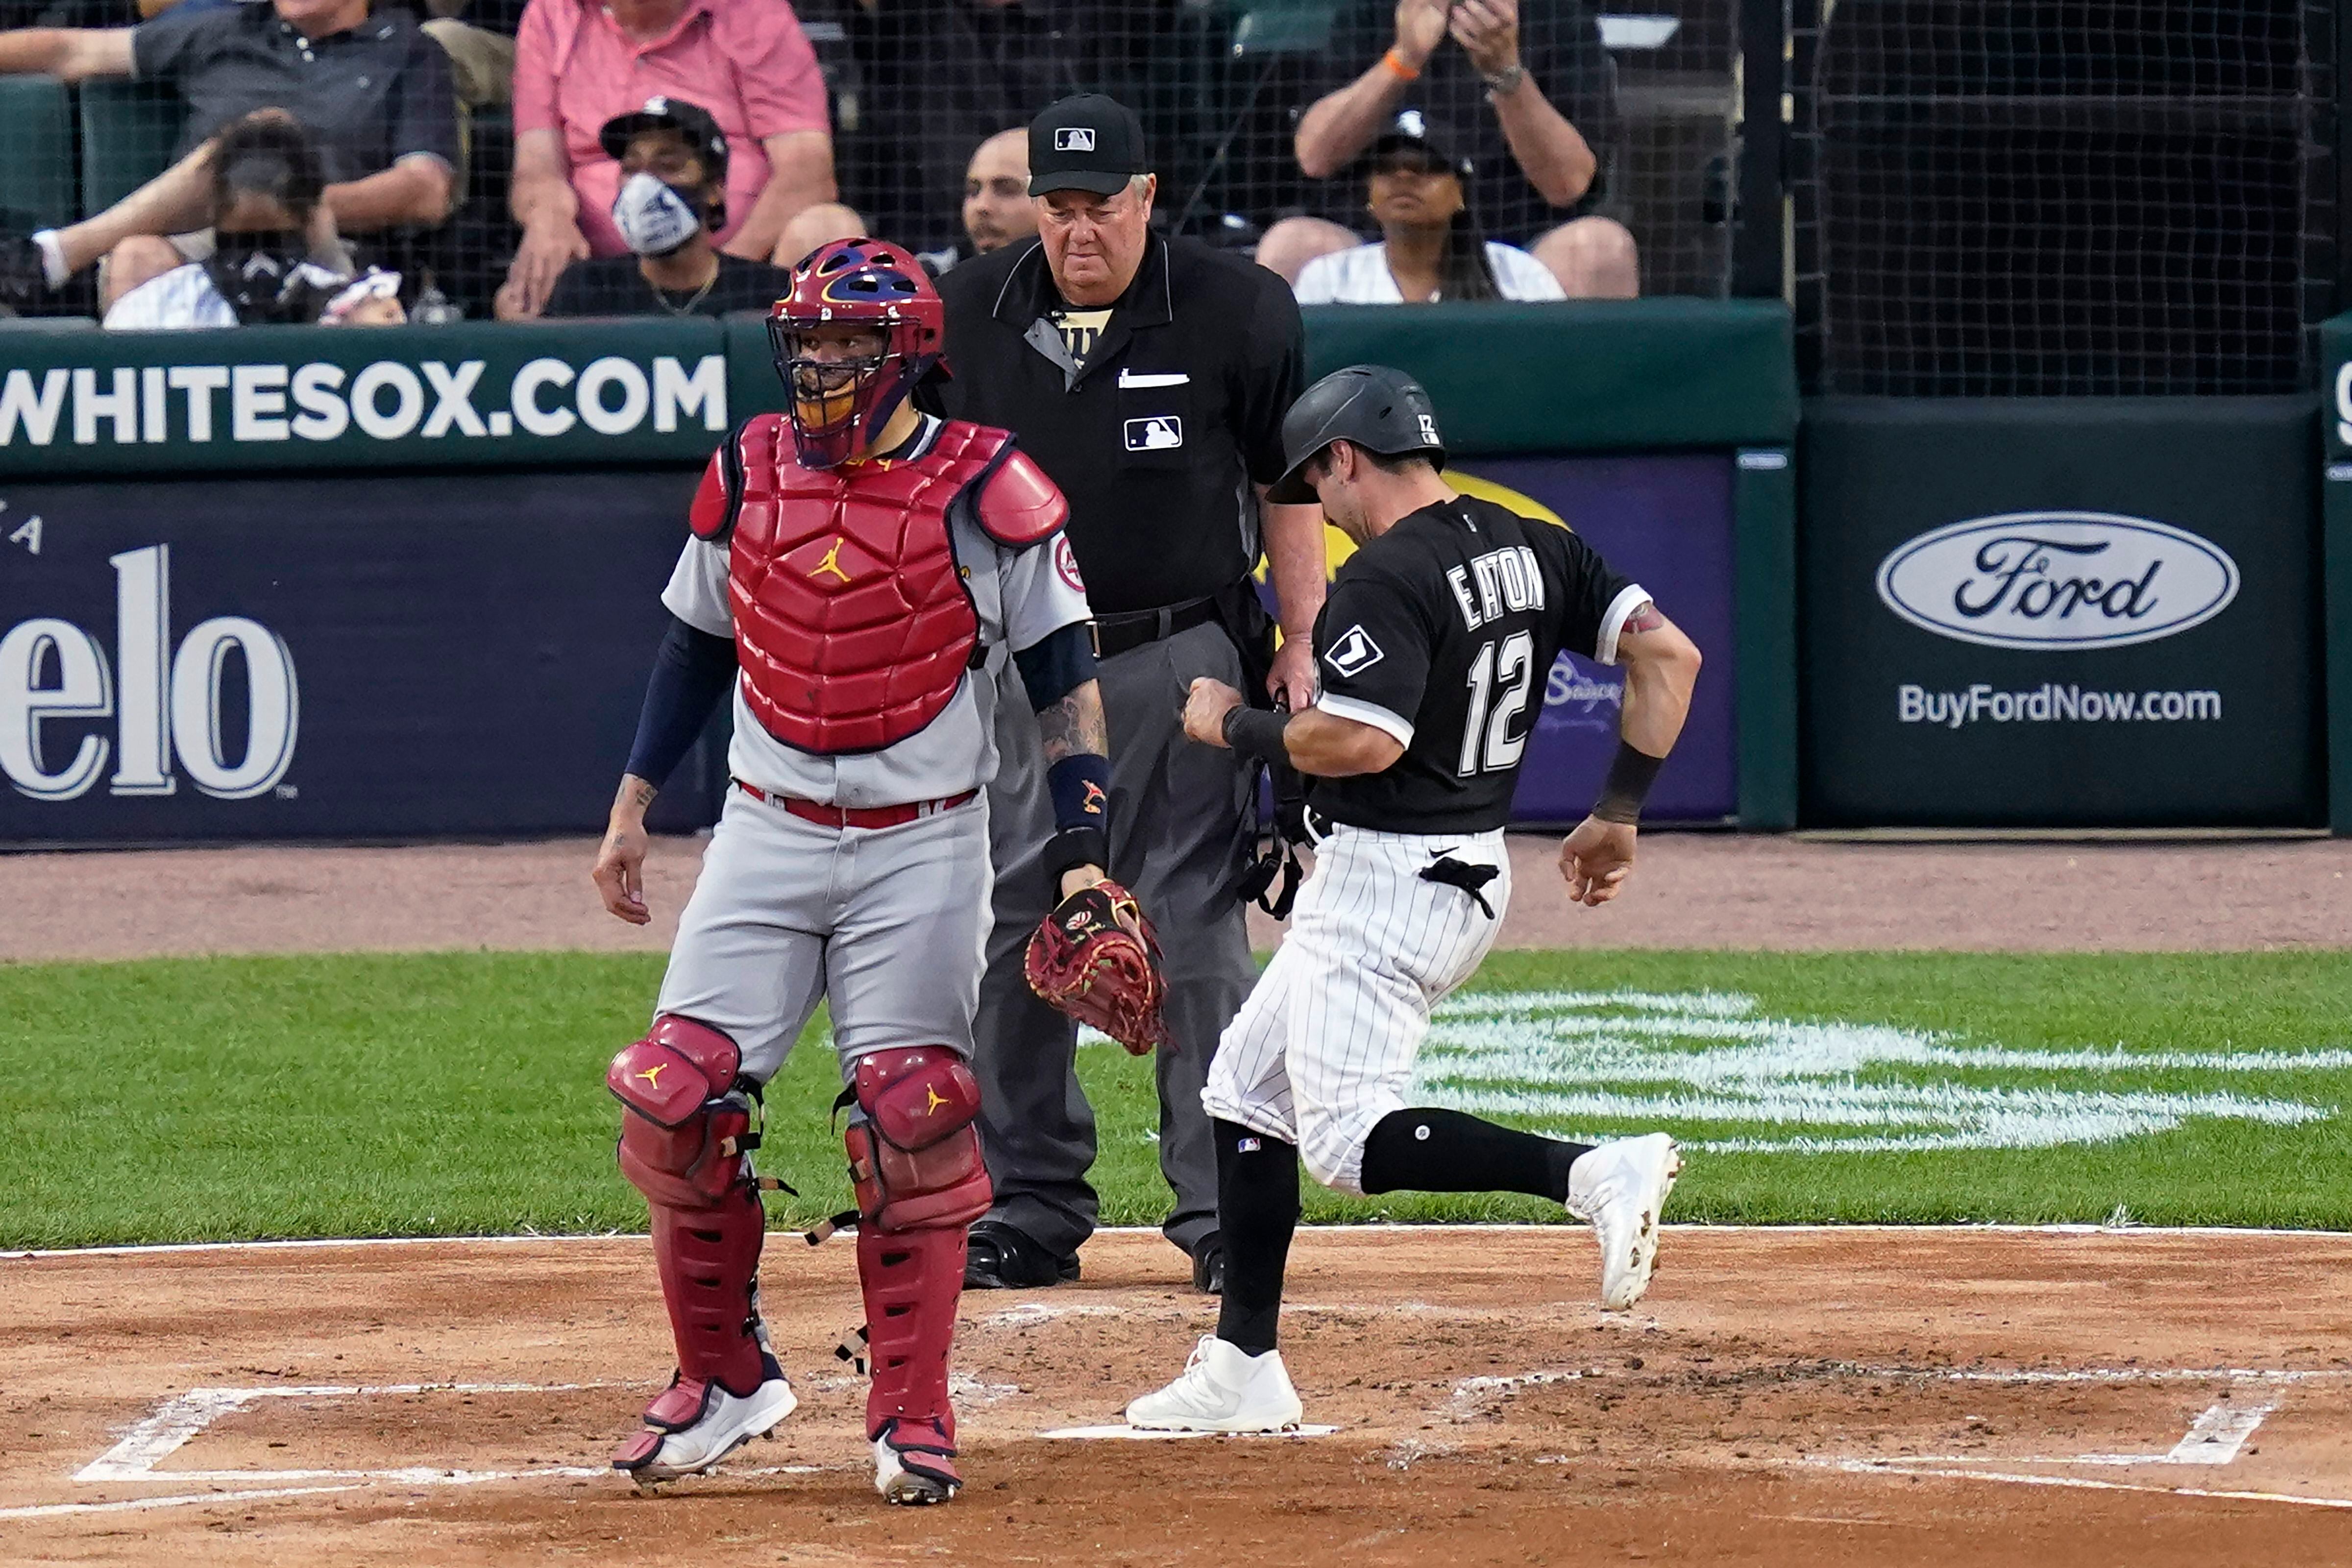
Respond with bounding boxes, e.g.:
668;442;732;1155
844;1046;991;1461
608;1015;771;1400
858;1223;969;1445
650;1185;768;1398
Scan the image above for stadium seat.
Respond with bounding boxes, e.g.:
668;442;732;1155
1229;0;1337;58
0;313;98;332
0;78;76;234
79;79;185;217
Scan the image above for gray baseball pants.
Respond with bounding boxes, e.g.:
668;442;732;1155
654;787;994;1083
971;619;1256;1258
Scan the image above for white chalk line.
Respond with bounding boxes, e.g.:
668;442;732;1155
1040;1424;1340;1442
3;1378;826;1525
1817;1462;2352;1512
11;1220;2352;1261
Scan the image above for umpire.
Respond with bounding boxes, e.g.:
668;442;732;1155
931;92;1324;1292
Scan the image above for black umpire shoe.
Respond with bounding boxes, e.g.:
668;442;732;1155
963;1220;1080;1289
1190;1232;1226;1296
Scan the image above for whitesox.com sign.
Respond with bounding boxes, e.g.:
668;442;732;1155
0;352;728;450
0;545;295;802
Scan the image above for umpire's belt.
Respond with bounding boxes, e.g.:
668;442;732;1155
1089;596;1220;660
735;778;977;829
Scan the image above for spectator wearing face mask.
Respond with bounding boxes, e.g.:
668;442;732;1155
1291;115;1561;305
499;0;833;319
539;98;794;317
104;111;382;329
915;126;1035;277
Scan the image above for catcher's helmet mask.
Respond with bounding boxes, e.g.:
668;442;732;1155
1266;363;1446;505
767;238;950;469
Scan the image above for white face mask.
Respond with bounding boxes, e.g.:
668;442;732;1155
612;171;704;257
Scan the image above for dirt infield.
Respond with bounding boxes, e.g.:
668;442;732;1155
5;832;2349;962
5;1228;2350;1565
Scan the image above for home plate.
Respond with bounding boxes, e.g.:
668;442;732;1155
1038;1424;1340;1441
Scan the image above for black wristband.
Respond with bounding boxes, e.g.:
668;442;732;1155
1221;705;1290;767
1591;741;1666;824
1043;824;1109;888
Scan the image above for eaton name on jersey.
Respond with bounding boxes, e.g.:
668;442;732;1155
1446;544;1547;631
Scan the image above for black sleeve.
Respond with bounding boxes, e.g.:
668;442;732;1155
1233;271;1307;487
385;28;463;173
624;615;738;786
1314;567;1434;743
130;4;216;84
538;262;595;318
1012;621;1097;711
1543;524;1642;663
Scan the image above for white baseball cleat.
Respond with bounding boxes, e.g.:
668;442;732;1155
1126;1334;1304;1432
611;1353;798;1487
1566;1133;1683;1310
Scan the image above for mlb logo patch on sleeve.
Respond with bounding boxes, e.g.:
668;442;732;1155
1323;624;1384;677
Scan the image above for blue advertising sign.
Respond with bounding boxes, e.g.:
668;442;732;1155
0;468;723;844
1450;454;1739;824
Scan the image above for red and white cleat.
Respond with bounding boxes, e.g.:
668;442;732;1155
871;1416;961;1505
612;1353;796;1490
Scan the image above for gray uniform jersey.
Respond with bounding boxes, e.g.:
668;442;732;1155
660;421;1094;808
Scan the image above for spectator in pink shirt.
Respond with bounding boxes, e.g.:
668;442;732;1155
497;0;834;318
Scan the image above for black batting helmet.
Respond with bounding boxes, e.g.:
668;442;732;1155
1266;364;1446;504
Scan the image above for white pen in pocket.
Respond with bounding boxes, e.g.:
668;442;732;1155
1117;370;1191;388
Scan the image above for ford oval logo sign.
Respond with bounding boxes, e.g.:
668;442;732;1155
1875;512;2239;651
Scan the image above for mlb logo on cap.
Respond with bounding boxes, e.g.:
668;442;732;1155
1029;93;1148;196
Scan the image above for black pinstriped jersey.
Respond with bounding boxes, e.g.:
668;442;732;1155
1307;495;1649;836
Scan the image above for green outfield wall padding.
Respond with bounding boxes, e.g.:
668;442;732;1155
1302;299;1798;455
0;303;1795;480
2316;313;2352;835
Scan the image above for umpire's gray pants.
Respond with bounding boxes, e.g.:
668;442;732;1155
973;619;1256;1258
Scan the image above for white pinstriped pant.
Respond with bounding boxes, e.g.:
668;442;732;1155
1201;825;1511;1194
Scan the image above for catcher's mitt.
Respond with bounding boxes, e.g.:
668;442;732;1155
1023;881;1168;1055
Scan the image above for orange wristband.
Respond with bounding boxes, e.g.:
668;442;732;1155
1380;47;1421;82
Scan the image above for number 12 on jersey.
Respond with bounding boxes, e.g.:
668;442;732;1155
1458;630;1536;776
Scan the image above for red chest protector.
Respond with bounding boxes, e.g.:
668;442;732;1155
689;414;1068;756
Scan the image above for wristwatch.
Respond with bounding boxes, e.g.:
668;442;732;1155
1483;62;1527;99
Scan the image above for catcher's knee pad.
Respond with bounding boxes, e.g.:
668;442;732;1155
609;1014;758;1210
841;1046;992;1232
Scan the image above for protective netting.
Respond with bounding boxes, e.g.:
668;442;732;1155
1791;0;2338;395
0;0;1750;327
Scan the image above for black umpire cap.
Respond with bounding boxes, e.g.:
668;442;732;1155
1028;93;1149;196
1267;364;1447;504
599;96;731;181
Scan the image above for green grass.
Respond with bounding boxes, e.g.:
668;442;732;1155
0;950;2346;1248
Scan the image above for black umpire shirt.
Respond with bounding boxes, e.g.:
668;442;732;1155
931;233;1306;616
1310;494;1644;836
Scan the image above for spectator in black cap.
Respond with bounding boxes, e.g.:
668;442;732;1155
932;91;1322;1298
536;96;794;318
1292;110;1563;305
1261;0;1637;299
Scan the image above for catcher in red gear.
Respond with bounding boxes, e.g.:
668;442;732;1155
593;238;1160;1509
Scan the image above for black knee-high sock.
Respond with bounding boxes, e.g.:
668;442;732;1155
1211;1118;1299;1355
1358;1108;1593;1203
